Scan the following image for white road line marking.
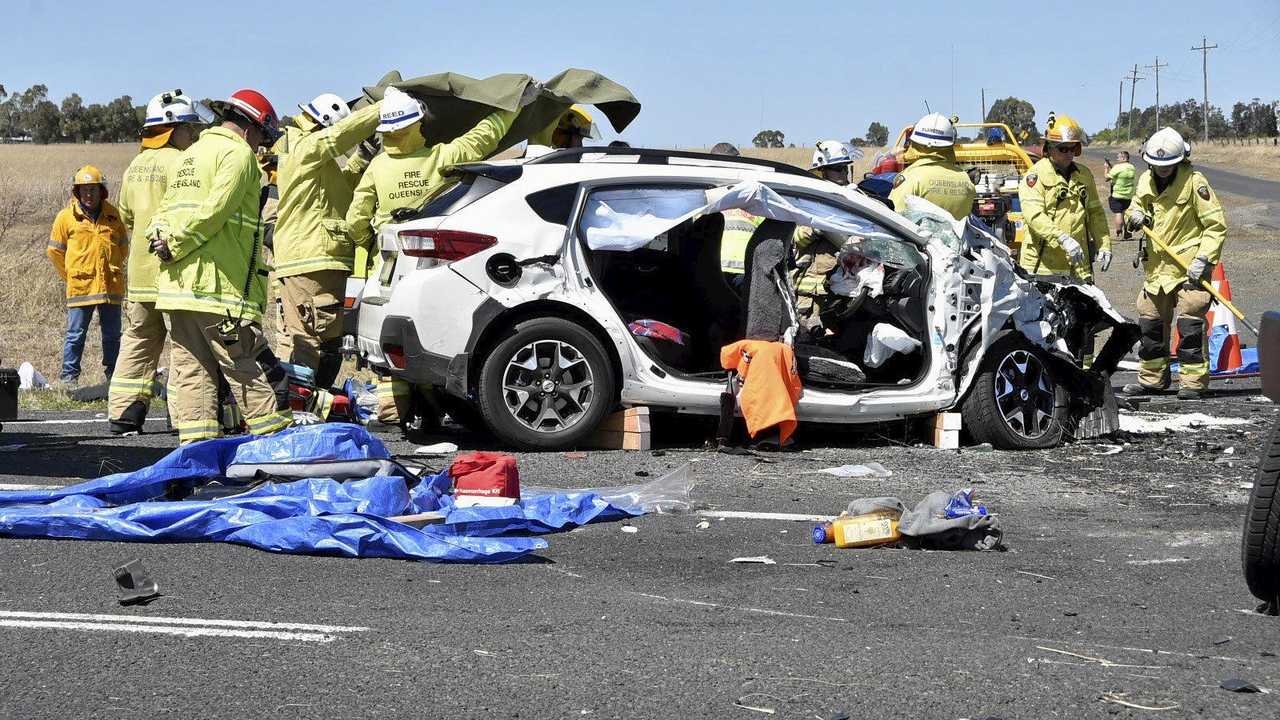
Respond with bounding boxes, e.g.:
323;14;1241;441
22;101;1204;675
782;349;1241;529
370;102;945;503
1125;558;1194;566
0;610;369;633
0;483;60;491
0;619;338;643
632;592;847;623
1;417;166;426
698;510;835;523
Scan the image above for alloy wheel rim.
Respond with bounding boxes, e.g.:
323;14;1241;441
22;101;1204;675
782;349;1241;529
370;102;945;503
501;339;595;433
993;349;1056;440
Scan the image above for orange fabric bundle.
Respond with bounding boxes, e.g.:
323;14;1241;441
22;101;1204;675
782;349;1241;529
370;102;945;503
719;340;803;444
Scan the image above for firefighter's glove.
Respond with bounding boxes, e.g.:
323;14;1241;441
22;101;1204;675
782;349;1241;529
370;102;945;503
1124;210;1148;233
1185;255;1211;287
1097;249;1113;272
149;230;174;263
1057;233;1084;265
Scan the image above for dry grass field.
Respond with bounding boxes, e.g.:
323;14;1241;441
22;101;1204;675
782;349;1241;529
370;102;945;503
0;143;138;391
1094;141;1280;181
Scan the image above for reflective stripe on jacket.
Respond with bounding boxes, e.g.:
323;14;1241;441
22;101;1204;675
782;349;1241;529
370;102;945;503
272;102;382;277
118;146;183;301
146;126;268;321
1130;164;1226;294
47;199;127;307
1017;157;1111;280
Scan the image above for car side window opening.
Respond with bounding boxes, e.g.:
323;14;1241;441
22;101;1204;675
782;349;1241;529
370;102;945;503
579;186;710;252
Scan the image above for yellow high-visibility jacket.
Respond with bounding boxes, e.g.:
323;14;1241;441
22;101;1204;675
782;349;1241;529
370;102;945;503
345;109;517;250
889;153;976;221
47;198;127;307
1130;164;1226;294
1017;157;1110;280
271;103;381;278
146;126;269;322
117;145;183;302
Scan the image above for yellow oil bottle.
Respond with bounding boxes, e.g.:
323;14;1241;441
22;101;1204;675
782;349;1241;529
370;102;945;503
830;510;901;548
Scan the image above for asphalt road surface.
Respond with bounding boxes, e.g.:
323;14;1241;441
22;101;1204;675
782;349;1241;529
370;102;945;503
2;375;1280;718
1083;147;1280;203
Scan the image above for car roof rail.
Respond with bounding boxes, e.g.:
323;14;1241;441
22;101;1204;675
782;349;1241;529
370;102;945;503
525;146;814;179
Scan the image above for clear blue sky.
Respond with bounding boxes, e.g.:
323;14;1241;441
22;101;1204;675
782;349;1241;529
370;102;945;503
5;0;1278;147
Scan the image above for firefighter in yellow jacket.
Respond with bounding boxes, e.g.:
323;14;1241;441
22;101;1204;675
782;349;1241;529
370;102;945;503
108;90;210;434
345;87;517;426
272;93;382;388
47;165;128;386
146;89;293;444
889;113;976;221
1017;113;1112;281
1122;127;1226;400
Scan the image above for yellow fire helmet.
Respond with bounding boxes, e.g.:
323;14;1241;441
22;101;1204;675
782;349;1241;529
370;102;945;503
71;165;106;187
1043;112;1086;145
552;105;597;147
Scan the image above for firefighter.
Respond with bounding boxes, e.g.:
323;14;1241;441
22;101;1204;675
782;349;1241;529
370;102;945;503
888;113;976;221
108;90;210;434
345;87;517;426
1122;127;1225;400
1017;113;1111;281
145;89;293;443
47;166;128;386
710;142;759;286
271;93;382;389
795;141;861;325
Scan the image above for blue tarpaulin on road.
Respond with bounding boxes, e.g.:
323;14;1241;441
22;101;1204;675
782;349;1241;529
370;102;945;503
0;425;663;563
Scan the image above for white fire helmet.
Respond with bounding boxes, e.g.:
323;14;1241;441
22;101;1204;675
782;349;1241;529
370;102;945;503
299;93;352;128
1142;127;1190;167
909;113;957;148
810;140;863;170
376;87;424;133
143;89;214;128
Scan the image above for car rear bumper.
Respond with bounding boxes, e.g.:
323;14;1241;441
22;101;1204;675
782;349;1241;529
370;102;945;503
378;315;470;394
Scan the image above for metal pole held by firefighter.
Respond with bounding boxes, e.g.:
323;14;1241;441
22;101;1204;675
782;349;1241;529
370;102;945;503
1140;225;1258;337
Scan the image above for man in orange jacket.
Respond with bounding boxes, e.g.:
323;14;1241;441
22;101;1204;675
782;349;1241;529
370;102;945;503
47;165;128;386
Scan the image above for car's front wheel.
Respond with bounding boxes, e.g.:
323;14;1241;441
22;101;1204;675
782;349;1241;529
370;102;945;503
477;317;616;450
961;340;1066;450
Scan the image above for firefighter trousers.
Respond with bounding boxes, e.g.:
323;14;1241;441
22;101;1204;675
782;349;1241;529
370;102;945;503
1136;285;1212;391
277;270;347;389
166;310;292;444
376;375;413;425
107;300;167;426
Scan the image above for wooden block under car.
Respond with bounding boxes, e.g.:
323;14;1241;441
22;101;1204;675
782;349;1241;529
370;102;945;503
597;406;651;433
932;429;960;450
587;429;652;451
933;412;962;431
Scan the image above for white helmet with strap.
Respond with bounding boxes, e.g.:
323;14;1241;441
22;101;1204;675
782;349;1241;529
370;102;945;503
909;112;957;148
143;89;214;128
376;87;424;133
299;93;351;128
1142;127;1189;166
810;139;862;170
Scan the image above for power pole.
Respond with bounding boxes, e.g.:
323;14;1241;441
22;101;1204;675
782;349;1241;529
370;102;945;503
981;88;987;121
1118;79;1125;134
1145;56;1168;127
1191;37;1218;143
1126;64;1144;142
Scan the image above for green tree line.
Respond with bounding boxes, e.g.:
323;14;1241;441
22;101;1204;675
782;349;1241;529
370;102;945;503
0;84;142;144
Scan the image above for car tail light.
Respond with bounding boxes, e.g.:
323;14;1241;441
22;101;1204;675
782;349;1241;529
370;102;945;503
343;296;356;309
398;229;497;261
384;344;406;369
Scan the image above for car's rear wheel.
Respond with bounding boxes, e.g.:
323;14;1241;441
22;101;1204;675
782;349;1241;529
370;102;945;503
961;340;1066;450
1242;420;1280;611
477;317;616;450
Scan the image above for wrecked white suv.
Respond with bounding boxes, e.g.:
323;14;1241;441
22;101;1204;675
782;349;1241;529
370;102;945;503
355;148;1139;450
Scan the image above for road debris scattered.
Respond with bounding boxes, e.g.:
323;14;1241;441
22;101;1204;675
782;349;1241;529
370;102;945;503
112;558;160;606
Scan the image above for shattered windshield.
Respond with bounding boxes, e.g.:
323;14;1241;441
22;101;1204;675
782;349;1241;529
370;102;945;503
782;194;926;269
